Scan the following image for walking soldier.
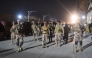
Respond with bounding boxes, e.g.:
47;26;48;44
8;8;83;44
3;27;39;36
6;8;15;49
48;22;54;43
31;21;38;41
54;21;64;47
73;22;83;52
9;21;16;45
15;20;24;52
41;21;49;48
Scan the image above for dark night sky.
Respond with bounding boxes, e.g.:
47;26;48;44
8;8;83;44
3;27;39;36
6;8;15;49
0;0;77;20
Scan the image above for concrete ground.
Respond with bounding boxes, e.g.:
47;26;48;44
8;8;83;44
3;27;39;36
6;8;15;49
0;33;92;58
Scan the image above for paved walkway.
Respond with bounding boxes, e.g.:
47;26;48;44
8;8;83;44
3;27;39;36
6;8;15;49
0;34;92;58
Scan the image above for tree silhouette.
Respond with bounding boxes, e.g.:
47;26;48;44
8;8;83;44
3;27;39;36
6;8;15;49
78;0;90;13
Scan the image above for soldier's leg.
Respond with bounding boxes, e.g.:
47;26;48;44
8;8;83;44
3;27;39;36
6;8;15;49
50;33;53;42
38;28;40;36
58;33;61;46
49;33;51;43
75;40;78;52
44;34;47;47
16;35;20;52
33;32;36;41
9;33;14;45
36;32;38;40
79;40;82;52
19;35;24;51
65;35;68;44
42;34;45;48
55;33;58;46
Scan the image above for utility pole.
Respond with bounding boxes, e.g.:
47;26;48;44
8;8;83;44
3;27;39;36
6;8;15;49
28;11;36;22
43;15;49;21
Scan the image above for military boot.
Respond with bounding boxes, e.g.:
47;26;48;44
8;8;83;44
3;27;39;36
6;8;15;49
42;44;45;48
54;43;58;47
58;43;61;47
79;46;83;52
16;47;20;52
19;47;23;51
75;46;78;52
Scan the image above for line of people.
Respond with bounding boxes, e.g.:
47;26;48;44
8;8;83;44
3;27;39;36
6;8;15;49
9;20;84;53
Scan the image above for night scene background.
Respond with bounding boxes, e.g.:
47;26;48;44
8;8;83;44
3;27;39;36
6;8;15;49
0;0;78;21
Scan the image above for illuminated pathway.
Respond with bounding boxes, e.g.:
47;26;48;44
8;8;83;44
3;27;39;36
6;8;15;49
0;34;92;58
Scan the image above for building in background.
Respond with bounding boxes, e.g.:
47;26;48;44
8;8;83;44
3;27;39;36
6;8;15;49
87;2;92;23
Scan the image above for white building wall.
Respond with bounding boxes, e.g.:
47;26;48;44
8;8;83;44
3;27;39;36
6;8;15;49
87;2;92;23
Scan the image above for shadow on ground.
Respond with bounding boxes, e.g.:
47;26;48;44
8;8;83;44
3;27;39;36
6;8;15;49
0;48;14;53
82;42;92;50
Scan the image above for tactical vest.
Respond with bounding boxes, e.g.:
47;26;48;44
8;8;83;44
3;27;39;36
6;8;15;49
10;25;16;33
32;24;37;31
42;26;48;34
16;24;24;34
55;24;63;33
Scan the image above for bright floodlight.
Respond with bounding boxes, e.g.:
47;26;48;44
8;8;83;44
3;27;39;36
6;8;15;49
82;16;85;19
71;15;78;20
71;14;78;24
18;15;22;19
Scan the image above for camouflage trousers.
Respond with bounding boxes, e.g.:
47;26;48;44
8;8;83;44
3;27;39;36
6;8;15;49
9;32;16;45
55;33;62;45
16;34;24;47
42;33;48;45
33;31;38;41
74;32;82;46
11;32;16;40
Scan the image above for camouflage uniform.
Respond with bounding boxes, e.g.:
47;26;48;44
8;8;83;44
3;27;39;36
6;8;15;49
73;23;83;52
48;23;54;43
31;24;38;41
37;23;41;36
54;23;64;47
15;23;24;52
9;25;16;45
41;23;49;48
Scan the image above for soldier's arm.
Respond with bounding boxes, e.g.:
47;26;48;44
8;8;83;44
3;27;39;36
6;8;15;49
62;26;64;35
41;26;43;32
10;27;13;33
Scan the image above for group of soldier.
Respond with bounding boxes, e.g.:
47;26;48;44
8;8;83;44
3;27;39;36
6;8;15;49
9;20;84;53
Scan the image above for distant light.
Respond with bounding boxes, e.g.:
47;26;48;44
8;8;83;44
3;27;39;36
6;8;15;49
82;16;85;19
71;14;78;24
18;15;22;19
71;15;78;20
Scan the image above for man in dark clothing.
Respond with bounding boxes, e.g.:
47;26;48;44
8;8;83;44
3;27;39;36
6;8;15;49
63;23;70;44
48;22;55;43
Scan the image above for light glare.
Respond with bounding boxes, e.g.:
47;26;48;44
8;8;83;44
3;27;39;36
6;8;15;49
82;16;85;19
71;14;78;24
18;15;22;19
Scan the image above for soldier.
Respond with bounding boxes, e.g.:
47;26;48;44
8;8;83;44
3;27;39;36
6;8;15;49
9;21;16;45
15;20;24;52
48;22;54;43
63;23;70;44
73;21;83;52
41;21;49;48
37;22;41;36
31;21;38;41
54;21;64;47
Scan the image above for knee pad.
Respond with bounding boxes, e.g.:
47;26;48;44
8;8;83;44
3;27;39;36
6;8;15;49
75;41;78;45
80;41;82;46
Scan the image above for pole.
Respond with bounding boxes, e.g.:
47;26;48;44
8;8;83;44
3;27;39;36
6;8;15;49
43;15;49;21
28;11;29;22
28;11;36;22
